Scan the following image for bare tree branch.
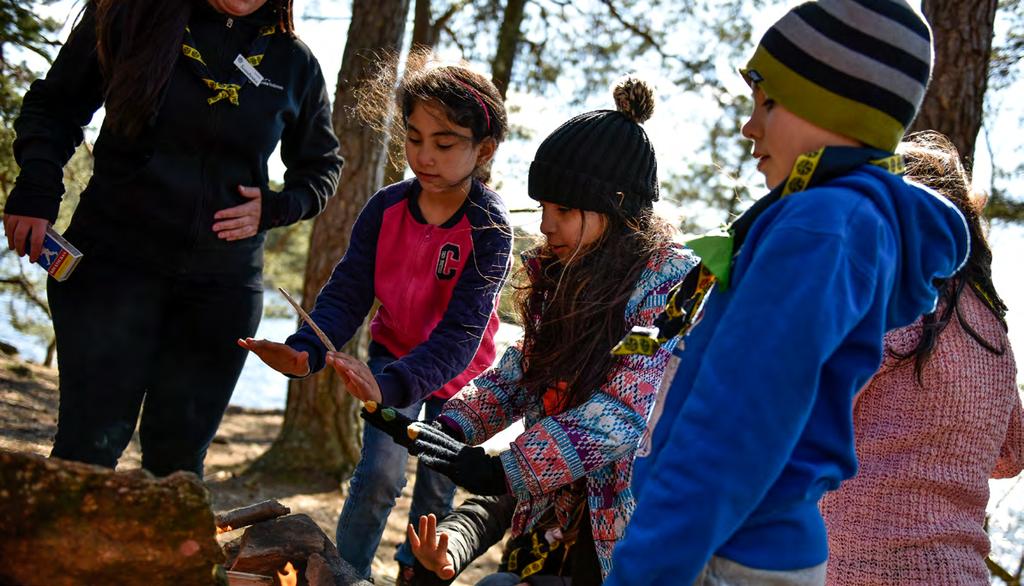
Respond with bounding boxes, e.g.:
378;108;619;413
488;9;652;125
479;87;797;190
596;0;662;54
0;274;50;320
987;554;1021;585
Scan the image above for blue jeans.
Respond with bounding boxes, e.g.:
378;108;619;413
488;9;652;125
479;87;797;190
335;353;458;578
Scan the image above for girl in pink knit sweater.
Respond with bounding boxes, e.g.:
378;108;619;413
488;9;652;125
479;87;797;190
820;131;1023;585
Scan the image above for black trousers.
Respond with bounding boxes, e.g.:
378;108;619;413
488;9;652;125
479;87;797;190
46;254;262;477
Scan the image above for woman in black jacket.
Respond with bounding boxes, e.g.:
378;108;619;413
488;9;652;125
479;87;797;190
2;0;342;476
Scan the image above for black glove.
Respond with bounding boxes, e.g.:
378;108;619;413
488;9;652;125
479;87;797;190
410;422;510;496
360;403;463;449
359;403;416;448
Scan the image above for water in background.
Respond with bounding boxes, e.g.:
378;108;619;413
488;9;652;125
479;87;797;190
233;315;297;410
233;315;524;410
0;286;523;411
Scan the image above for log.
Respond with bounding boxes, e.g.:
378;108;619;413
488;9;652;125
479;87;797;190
216;499;291;533
229;514;372;585
0;448;224;586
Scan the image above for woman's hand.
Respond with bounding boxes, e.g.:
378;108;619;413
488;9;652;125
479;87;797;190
3;214;50;263
326;351;383;403
213;185;261;241
407;514;456;581
237;338;309;376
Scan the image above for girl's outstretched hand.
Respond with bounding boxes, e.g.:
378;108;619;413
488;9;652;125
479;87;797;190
327;351;382;403
408;514;456;580
237;338;309;377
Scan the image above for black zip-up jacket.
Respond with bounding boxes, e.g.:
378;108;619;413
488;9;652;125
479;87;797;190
411;494;516;586
5;1;342;283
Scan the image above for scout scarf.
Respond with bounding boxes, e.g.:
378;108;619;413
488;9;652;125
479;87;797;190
500;501;586;579
613;146;905;356
181;22;276;106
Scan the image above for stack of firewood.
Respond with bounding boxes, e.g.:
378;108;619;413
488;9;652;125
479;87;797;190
218;500;370;586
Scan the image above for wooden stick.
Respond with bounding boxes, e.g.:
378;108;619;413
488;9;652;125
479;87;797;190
215;499;290;533
278;287;336;353
226;570;274;585
225;570;274;585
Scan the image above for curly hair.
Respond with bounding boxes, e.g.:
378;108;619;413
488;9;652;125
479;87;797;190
355;48;507;183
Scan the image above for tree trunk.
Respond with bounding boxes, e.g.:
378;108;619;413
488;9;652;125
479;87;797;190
909;0;998;171
380;0;433;188
251;0;411;480
412;0;437;48
44;338;55;367
491;0;527;99
382;0;452;188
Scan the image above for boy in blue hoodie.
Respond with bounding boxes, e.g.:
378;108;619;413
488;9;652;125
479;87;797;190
605;2;970;585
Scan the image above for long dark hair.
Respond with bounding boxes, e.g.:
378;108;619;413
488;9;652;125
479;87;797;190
356;49;508;182
891;131;1008;381
94;0;295;138
515;206;674;411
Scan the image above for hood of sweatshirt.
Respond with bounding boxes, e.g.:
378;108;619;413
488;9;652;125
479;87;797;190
824;164;969;331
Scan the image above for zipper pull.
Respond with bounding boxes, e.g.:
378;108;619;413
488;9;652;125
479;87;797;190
226;17;234;28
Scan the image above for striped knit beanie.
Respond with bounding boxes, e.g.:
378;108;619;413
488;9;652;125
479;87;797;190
528;75;659;218
741;0;933;152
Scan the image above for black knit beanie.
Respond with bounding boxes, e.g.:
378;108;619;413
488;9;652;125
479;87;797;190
528;75;658;218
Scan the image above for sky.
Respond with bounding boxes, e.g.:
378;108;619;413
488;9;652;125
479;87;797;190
22;0;1024;387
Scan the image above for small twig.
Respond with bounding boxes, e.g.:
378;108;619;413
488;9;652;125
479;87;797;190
278;287;336;353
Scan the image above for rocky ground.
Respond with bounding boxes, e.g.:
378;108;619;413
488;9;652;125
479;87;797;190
0;352;504;585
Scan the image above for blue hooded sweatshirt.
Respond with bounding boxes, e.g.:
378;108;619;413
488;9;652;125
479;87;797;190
604;164;969;585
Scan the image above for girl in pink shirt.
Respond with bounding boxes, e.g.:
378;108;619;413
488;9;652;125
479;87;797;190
820;131;1023;585
241;57;512;582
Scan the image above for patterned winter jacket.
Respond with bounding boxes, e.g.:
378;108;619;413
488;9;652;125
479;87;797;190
439;243;699;578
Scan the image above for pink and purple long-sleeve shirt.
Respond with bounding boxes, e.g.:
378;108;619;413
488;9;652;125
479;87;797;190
287;178;512;407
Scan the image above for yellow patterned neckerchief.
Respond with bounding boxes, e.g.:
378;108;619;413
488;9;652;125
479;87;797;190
613;147;904;357
181;23;276;106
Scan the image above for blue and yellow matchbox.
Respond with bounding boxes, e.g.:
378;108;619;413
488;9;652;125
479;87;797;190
35;226;82;282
